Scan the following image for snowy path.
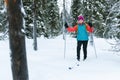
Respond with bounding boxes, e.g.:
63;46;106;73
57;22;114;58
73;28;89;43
0;36;120;80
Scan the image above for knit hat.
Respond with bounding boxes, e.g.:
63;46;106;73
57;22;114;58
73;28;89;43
77;15;84;21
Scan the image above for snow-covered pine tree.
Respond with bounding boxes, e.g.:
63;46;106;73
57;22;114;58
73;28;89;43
88;0;119;38
23;0;43;38
70;0;82;26
0;0;8;40
23;0;34;38
104;0;120;39
104;1;120;52
43;0;60;38
90;0;107;37
23;0;60;38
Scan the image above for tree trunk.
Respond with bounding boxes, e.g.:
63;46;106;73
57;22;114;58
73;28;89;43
33;0;37;50
7;0;29;80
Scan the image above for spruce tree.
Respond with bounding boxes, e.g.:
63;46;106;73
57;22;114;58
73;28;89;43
0;0;8;39
70;0;81;25
43;0;60;38
104;1;120;39
23;0;60;38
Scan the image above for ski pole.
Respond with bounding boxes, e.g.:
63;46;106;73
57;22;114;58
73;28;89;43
92;33;97;58
63;0;66;59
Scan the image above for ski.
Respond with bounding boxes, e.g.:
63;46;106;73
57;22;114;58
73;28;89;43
68;61;80;70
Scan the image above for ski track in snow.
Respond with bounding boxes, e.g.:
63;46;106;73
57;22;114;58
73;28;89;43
0;35;120;80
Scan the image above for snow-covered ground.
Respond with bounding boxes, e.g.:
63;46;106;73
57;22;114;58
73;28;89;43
0;35;120;80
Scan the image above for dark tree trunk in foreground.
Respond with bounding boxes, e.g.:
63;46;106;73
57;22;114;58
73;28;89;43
7;0;29;80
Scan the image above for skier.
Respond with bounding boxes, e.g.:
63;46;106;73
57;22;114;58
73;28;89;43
65;15;93;61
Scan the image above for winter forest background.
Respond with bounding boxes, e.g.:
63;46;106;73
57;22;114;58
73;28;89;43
0;0;120;38
0;1;120;54
0;0;120;48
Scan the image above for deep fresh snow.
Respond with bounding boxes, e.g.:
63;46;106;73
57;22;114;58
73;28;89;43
0;35;120;80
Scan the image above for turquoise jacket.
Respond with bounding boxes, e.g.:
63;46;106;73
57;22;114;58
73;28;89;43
77;24;89;41
67;23;91;41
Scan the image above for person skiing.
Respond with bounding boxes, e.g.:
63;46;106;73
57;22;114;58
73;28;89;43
65;15;93;61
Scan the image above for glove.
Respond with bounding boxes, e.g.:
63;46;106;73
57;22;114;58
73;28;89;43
88;22;93;28
64;22;69;28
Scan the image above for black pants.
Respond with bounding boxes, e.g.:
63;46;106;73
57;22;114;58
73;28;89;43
77;41;88;61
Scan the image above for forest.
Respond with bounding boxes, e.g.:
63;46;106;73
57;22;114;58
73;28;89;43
0;0;120;38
